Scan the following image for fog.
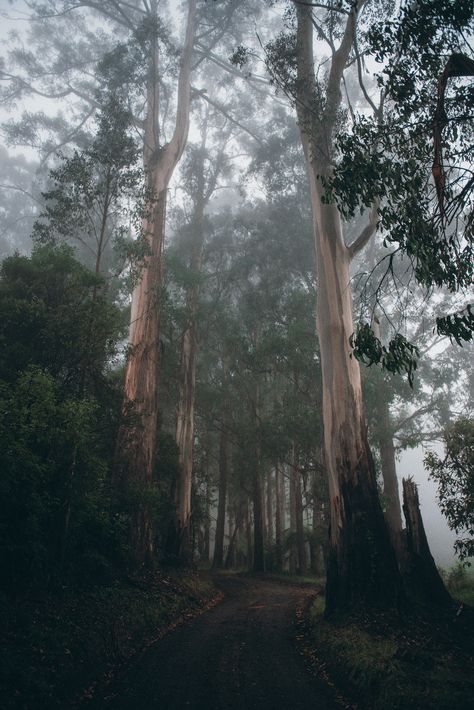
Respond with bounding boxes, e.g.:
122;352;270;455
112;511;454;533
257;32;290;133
0;0;472;597
399;445;458;569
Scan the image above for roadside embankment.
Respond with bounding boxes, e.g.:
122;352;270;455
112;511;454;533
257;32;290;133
0;570;220;709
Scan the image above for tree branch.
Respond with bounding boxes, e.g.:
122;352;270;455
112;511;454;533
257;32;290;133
194;89;263;146
348;201;379;259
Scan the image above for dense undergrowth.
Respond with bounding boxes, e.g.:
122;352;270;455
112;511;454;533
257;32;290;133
0;570;218;710
309;568;474;709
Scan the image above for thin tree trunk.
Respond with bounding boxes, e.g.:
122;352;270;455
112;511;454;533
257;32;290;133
253;463;265;572
266;469;274;546
173;110;230;560
289;460;297;575
293;444;306;574
173;261;201;558
378;401;404;559
202;481;211;562
295;3;401;613
212;427;228;569
311;498;325;576
225;506;242;569
275;462;285;571
174;198;204;558
245;502;253;570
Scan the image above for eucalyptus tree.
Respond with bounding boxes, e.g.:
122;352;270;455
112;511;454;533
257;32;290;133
425;417;474;562
357;281;467;556
191;161;321;569
253;0;402;612
252;0;474;613
113;2;197;567
2;0;261;567
170;105;236;559
32;93;143;281
0;148;40;258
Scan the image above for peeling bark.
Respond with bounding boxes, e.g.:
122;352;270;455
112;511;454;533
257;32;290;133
402;478;452;606
295;2;401;612
115;0;196;568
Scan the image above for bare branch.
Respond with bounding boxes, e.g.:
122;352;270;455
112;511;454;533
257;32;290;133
194;89;263;146
293;1;349;14
348;201;379;258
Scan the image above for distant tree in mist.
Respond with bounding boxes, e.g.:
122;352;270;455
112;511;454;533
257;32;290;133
425;418;474;562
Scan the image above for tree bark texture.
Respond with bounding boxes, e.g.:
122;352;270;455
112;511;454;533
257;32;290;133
115;0;196;568
295;2;401;613
402;478;451;606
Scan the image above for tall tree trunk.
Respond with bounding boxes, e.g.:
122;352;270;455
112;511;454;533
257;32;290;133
173;242;202;559
311;498;326;576
226;505;243;569
173;109;229;559
295;3;401;613
266;469;274;546
289;460;297;575
245;502;253;570
202;481;211;562
293;444;306;575
310;457;326;575
115;0;196;568
378;401;404;559
371;315;404;560
310;484;327;575
212;427;228;569
253;463;265;572
275;462;285;570
252;380;265;573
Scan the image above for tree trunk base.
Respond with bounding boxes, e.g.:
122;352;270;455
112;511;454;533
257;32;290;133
401;478;452;607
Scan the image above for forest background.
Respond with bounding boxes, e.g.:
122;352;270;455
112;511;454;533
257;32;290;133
0;0;473;706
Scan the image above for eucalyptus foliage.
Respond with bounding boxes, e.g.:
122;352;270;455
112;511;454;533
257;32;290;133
425;418;474;561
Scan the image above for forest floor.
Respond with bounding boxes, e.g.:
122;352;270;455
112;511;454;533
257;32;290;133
84;574;341;710
309;587;474;710
0;570;219;710
4;572;473;709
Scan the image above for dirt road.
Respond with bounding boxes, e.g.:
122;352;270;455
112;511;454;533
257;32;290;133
88;575;339;710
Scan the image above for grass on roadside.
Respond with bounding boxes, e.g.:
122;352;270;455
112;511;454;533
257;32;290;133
309;572;474;710
0;570;218;710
